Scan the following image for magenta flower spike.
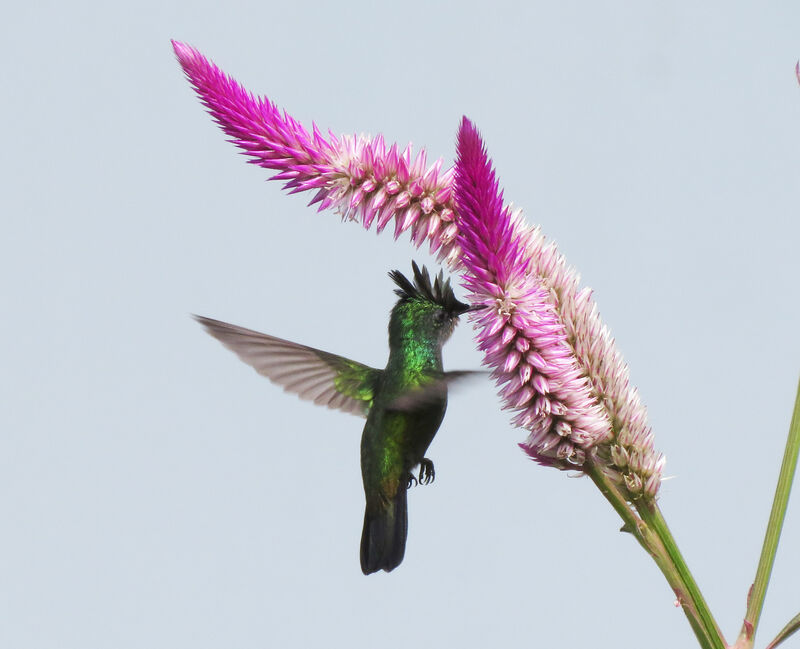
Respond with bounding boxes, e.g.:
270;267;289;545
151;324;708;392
454;117;664;498
172;41;462;266
173;42;664;500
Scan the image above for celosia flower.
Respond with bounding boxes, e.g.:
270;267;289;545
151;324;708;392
172;41;462;267
174;42;664;500
454;117;664;498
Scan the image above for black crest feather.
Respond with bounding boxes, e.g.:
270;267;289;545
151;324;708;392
388;261;469;315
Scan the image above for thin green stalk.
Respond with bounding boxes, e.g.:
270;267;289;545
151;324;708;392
765;611;800;649
587;464;724;649
638;502;727;649
734;376;800;649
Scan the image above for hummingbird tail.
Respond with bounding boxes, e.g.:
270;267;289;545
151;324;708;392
360;488;408;575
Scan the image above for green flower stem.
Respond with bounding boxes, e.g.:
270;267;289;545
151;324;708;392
638;501;727;649
587;464;725;649
734;376;800;649
586;464;652;554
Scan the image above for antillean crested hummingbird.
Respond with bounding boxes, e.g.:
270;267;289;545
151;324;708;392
194;261;483;574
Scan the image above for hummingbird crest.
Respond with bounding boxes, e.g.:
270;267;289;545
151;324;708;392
386;261;475;348
388;260;471;317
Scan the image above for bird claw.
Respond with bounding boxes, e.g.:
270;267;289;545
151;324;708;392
406;473;418;489
418;458;435;485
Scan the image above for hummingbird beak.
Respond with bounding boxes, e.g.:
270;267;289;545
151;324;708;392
451;301;489;317
453;303;488;317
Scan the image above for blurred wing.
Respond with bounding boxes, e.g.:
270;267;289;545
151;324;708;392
387;370;487;411
194;315;381;417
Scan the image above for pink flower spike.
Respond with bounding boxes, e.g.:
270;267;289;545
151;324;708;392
454;117;610;468
454;117;664;497
172;41;460;259
173;41;666;500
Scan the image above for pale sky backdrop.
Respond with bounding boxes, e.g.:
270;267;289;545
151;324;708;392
2;2;799;648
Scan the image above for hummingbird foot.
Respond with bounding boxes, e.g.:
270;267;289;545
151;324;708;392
406;472;418;488
418;458;435;485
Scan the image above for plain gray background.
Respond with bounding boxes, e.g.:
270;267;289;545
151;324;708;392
2;1;799;647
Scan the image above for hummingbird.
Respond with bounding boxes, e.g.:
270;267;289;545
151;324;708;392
194;261;483;574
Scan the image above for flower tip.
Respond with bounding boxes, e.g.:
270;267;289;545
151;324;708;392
171;39;188;57
454;117;493;188
171;40;200;68
456;116;482;157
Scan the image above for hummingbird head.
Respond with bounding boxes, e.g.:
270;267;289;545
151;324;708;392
387;261;479;347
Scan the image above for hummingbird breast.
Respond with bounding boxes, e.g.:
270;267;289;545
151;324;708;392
359;391;447;502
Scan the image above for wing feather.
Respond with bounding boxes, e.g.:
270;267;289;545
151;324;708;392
386;370;487;411
194;315;381;417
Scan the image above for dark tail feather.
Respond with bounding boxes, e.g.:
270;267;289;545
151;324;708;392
360;488;408;575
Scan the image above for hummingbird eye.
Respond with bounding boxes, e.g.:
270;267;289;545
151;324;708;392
433;310;448;325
